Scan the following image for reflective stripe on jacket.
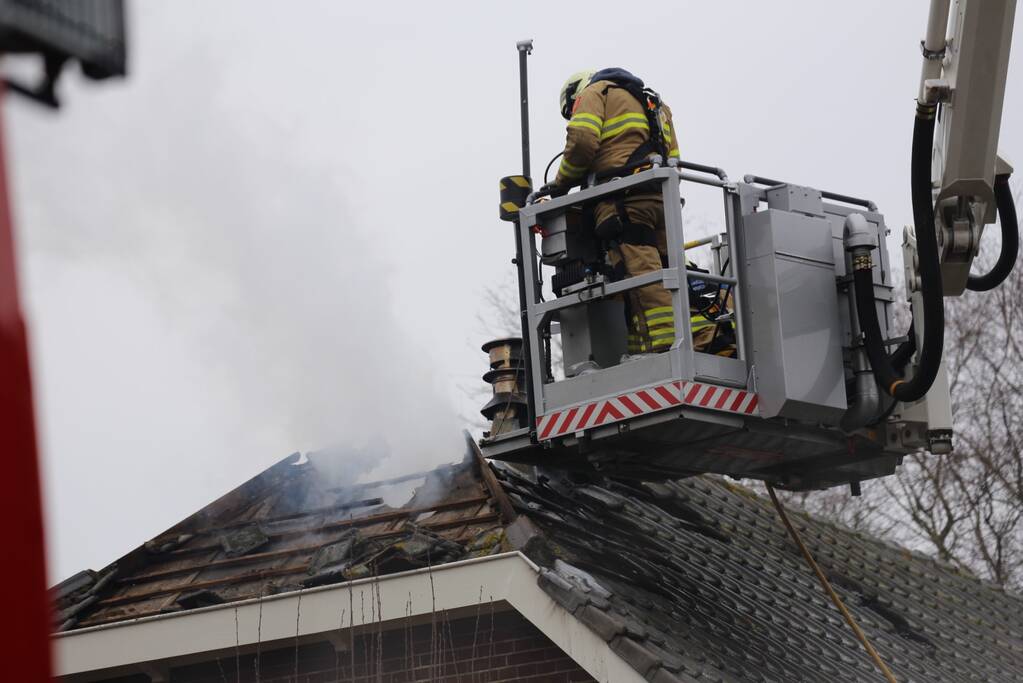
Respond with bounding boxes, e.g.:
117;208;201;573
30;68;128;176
555;80;679;186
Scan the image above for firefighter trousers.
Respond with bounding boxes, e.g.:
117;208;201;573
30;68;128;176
596;194;672;354
609;242;675;353
599;194;723;355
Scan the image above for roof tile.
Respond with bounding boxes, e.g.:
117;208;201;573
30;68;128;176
510;467;1023;683
54;446;1023;683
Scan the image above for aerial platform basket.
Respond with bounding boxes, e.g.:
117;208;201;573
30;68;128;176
480;161;952;491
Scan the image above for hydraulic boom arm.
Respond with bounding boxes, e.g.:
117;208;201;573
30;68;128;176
923;0;1018;295
848;0;1018;407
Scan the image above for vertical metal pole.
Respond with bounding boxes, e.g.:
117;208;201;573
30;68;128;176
918;0;952;102
722;189;747;363
514;39;537;439
517;39;533;178
661;174;693;383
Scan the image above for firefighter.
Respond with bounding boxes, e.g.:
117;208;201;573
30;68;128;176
553;68;685;357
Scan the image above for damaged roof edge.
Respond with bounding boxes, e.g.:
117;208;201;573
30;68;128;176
50;452;311;603
53;551;647;683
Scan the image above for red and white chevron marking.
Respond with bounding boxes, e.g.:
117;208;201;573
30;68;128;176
535;380;758;441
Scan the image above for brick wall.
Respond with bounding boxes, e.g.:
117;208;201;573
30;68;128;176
157;609;596;683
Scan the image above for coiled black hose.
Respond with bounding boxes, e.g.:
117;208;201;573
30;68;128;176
966;172;1018;291
853;103;945;403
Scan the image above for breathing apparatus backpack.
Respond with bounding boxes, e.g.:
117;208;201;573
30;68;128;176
598;79;670;167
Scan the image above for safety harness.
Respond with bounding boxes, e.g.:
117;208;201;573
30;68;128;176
590;77;671;248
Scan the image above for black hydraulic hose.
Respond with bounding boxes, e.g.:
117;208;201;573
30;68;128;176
868;323;916;425
544;152;563;185
966;172;1018;291
890;322;916;372
854;271;903;395
854;103;944;402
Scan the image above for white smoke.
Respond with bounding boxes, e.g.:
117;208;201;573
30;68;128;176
8;6;462;581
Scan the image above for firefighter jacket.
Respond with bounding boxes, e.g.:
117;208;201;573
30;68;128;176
554;68;679;187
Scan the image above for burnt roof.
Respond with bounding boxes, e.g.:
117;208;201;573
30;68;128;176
54;446;509;631
55;440;1023;682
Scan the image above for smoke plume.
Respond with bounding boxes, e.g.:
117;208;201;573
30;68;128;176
7;7;461;581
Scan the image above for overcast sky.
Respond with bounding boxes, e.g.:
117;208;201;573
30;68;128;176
5;2;1022;582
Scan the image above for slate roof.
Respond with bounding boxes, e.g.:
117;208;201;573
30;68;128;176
54;439;1023;682
498;466;1023;683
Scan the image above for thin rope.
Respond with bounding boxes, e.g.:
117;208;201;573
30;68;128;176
765;484;899;683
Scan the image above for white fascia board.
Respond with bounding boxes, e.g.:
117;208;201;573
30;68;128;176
54;551;645;683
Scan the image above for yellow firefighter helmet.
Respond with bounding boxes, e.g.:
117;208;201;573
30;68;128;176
559;70;596;120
